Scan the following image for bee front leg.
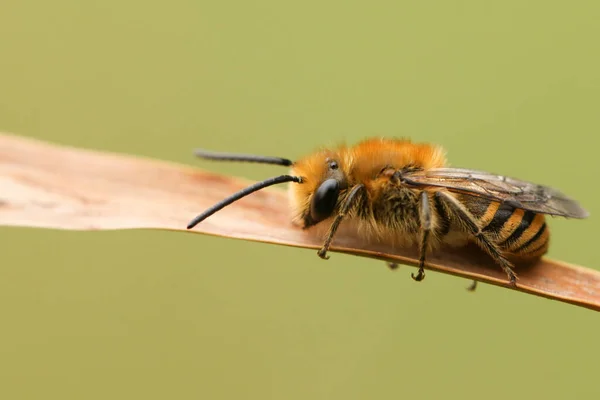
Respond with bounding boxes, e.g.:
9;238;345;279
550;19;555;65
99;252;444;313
412;191;432;282
317;184;365;260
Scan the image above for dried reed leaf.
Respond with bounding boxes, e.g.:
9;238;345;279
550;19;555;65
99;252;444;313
1;132;598;311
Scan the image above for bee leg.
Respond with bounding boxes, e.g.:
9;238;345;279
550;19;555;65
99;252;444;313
412;192;431;282
466;280;478;291
386;262;399;270
317;184;365;260
435;192;518;286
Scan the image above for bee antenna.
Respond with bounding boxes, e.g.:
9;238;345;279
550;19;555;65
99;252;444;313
187;175;303;229
193;149;293;167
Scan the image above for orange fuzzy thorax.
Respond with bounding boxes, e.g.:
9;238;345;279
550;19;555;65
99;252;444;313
288;138;447;225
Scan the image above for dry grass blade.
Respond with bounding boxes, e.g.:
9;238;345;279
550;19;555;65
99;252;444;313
1;132;598;311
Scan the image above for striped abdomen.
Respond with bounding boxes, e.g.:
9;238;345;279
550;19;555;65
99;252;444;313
459;195;550;259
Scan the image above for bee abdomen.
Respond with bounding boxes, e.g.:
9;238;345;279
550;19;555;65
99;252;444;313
465;198;550;258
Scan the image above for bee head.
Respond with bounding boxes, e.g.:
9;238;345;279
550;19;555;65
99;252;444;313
289;150;350;229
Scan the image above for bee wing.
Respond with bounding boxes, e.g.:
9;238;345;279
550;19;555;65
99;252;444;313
402;167;589;218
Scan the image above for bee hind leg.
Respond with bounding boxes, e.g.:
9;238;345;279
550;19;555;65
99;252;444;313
412;192;432;283
435;191;518;287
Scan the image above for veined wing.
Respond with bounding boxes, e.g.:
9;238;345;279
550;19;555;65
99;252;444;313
402;167;589;218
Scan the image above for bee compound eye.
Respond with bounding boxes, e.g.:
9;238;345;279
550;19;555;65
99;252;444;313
310;179;340;223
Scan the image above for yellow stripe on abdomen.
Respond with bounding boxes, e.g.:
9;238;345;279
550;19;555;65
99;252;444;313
505;213;545;251
479;201;500;226
459;196;550;259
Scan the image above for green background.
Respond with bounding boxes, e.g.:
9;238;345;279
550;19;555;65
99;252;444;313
1;1;599;399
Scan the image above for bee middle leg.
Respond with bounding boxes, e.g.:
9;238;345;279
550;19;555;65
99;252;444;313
435;191;517;286
412;191;432;282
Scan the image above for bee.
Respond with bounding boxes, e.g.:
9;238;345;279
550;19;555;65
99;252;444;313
187;138;589;288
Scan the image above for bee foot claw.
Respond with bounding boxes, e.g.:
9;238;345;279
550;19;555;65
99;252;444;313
317;249;330;260
411;270;425;282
